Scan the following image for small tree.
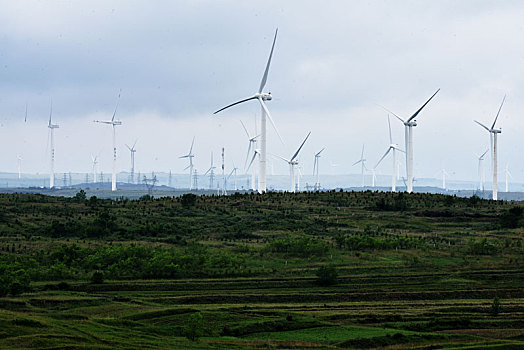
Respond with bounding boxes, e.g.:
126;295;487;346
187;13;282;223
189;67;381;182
74;189;87;202
316;265;338;286
184;312;204;341
91;271;104;284
181;193;197;209
491;297;502;316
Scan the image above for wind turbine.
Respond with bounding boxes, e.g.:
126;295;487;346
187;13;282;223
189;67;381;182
382;89;440;193
476;149;488;192
47;103;59;188
180;137;195;190
313;148;325;191
204;152;216;190
125;140;137;184
505;164;512;193
227;163;239;191
474;95;505;200
275;132;311;193
91;155;99;183
352;144;367;187
17;155;22;179
94;93;122;191
240;119;260;191
214;29;282;193
375;115;404;192
435;168;450;190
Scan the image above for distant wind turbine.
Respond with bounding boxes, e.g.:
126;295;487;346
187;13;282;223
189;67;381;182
313;148;325;191
474;95;505;200
94;93;122;191
180;137;195;190
476;149;488;192
91;155;99;183
381;89;440;193
125;140;137;184
353;144;367;187
204;152;216;190
48;102;59;188
17;155;22;179
275;132;311;193
375;115;404;192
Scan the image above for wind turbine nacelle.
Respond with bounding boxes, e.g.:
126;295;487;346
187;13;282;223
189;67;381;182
113;121;122;126
257;92;272;101
493;129;501;134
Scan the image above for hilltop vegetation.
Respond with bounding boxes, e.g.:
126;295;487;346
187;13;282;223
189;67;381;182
0;190;523;349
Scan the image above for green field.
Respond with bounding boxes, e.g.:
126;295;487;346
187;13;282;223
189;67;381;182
0;190;523;349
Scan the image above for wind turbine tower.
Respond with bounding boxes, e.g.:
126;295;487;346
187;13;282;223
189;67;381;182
474;95;505;200
383;89;440;193
313;148;325;191
505;165;512;193
221;147;226;195
91;155;99;183
17;155;22;179
214;29;282;193
48;103;59;188
94;94;122;191
126;140;137;184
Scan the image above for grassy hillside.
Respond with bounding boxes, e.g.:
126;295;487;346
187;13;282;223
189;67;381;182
0;190;523;349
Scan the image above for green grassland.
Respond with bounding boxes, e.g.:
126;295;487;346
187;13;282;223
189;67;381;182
0;190;523;349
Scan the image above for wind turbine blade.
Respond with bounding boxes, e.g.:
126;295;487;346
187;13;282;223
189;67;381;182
406;88;440;123
378;105;404;123
274;154;291;163
48;101;52;126
258;28;278;93
352;159;363;166
189;136;195;154
240;120;251;138
313;158;317;176
315;147;325;157
474;120;490;132
132;139;137;150
184;164;191;171
244;142;252;171
291;132;311;162
375;147;392;168
179;154;189;159
491;94;506;129
247;152;258;171
387;115;393;144
125;144;131;151
480;149;489;158
112;93;120;122
214;96;257;114
360;144;365;159
258;98;284;145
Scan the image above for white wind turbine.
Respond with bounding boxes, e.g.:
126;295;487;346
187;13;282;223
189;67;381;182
505;164;512;193
214;29;283;193
47;103;59;188
17;155;22;179
476;149;488;192
240;120;260;191
474;95;505;200
91;155;99;183
352;145;367;187
227;163;239;191
125;140;137;184
180;137;195;190
94;94;122;191
275;132;311;193
312;148;325;191
382;89;440;193
375;115;404;192
435;168;450;190
204;152;216;190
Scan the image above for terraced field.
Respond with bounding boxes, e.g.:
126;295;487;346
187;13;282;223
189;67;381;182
0;191;523;348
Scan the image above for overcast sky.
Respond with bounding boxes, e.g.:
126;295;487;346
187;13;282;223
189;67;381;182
1;0;524;185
